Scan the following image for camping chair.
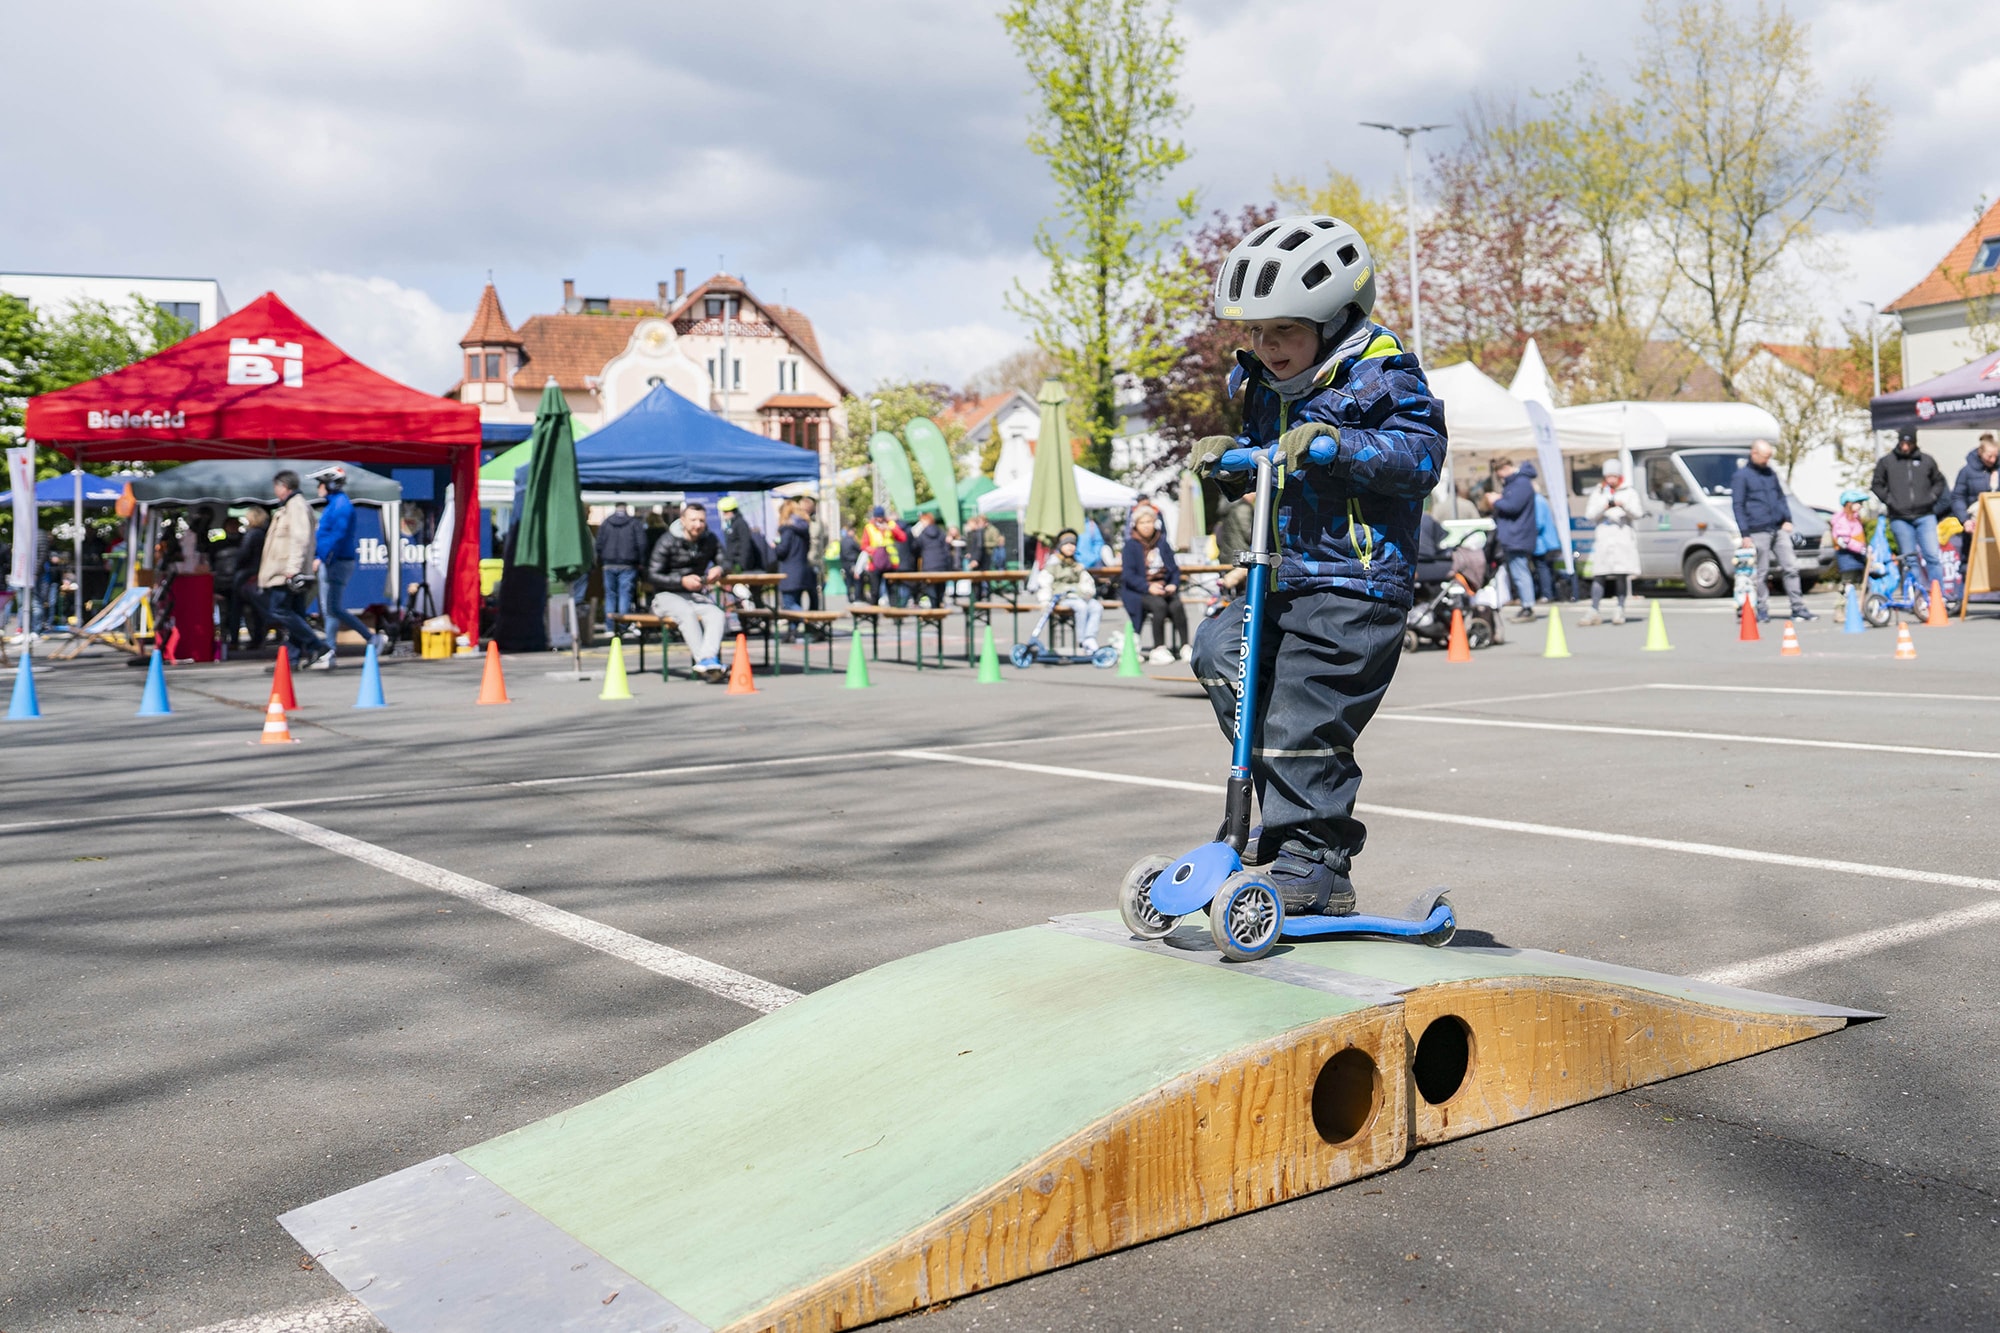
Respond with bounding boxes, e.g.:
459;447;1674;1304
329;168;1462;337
48;585;153;660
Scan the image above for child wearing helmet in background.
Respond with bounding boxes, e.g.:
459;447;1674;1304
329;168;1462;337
1830;490;1870;587
1188;216;1447;918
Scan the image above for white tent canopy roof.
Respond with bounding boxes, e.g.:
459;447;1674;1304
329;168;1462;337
1428;361;1537;454
1508;338;1556;408
978;464;1139;515
1554;400;1781;452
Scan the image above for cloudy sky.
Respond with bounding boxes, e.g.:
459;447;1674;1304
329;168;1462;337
4;0;1991;393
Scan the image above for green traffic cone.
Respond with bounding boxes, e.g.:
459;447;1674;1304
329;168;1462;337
844;630;872;689
1116;628;1145;677
1542;606;1571;659
1642;599;1673;651
976;626;1003;683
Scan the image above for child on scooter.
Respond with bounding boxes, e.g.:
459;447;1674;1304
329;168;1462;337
1027;528;1101;654
1188;215;1447;917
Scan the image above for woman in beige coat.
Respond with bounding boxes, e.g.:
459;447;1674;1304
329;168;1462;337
1580;458;1643;625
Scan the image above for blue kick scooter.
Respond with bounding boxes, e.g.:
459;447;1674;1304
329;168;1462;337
1117;442;1457;961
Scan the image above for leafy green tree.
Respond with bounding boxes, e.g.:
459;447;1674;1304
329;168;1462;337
0;293;194;471
1001;0;1200;474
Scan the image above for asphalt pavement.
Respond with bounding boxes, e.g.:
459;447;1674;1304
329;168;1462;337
3;592;1995;1332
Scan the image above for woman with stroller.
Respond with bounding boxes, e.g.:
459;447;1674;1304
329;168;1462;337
1119;505;1189;663
1579;459;1642;625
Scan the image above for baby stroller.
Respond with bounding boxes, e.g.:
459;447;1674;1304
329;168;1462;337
1010;597;1121;668
1405;529;1501;651
1861;520;1930;627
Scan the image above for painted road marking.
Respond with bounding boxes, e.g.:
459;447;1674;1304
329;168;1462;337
1695;899;2000;986
1376;712;2000;761
1646;683;2000;704
179;1297;378;1332
229;808;800;1014
1383;685;1645;712
0;724;1211;835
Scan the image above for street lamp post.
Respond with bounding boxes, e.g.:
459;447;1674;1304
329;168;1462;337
1860;301;1882;399
1360;121;1448;361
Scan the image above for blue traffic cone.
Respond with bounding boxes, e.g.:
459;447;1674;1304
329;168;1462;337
1842;583;1866;634
136;650;172;716
7;654;41;720
353;642;388;709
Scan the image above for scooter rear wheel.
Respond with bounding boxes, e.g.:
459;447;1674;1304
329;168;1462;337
1010;643;1040;668
1119;854;1179;939
1209;871;1284;962
1862;594;1890;628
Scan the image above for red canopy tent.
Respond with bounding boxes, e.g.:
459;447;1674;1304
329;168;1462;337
23;292;484;639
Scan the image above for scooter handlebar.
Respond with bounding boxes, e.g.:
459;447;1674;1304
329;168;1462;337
1212;440;1340;474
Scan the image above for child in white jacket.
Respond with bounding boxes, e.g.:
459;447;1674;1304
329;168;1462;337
1028;528;1101;652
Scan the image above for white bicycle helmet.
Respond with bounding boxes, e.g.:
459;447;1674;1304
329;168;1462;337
1213;214;1376;327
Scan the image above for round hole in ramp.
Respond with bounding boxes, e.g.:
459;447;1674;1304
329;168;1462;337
1311;1048;1380;1145
1413;1015;1472;1106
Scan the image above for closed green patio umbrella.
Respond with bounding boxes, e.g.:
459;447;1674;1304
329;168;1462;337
515;381;592;582
1023;378;1085;542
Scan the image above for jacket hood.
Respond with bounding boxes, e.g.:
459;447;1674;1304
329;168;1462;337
1516;461;1538;480
1967;446;1993;469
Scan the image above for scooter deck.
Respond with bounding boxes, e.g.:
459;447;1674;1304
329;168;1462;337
281;916;1876;1333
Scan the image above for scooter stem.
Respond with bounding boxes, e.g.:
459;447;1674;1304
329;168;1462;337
1222;450;1278;851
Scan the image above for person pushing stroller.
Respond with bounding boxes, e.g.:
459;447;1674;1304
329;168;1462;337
1188;214;1447;919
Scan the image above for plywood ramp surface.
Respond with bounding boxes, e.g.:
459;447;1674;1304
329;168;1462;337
281;919;1874;1333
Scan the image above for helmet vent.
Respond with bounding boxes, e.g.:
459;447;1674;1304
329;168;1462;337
1314;218;1338;229
1248;224;1281;247
1278;228;1312;251
1299;262;1331;290
1337;244;1359;266
1228;259;1250;301
1254;261;1281;298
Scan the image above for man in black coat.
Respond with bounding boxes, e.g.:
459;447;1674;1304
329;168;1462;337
645;502;729;680
717;497;768;574
593;501;648;626
909;511;953;606
1871;430;1948;589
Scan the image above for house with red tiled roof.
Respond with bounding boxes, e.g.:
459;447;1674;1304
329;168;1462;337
454;271;848;451
1886;197;2000;384
938;389;1040;483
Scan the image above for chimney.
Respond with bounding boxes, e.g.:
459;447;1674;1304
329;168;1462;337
562;278;579;314
674;268;686;300
657;280;669;308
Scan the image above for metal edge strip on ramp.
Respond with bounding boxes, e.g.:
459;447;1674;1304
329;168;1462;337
278;1154;708;1333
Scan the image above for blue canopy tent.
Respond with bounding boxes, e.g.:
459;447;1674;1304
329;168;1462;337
573;383;819;490
0;474;128;506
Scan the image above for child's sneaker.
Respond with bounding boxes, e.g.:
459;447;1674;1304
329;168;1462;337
1267;852;1356;917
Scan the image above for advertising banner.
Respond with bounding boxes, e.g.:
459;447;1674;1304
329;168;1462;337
6;447;36;595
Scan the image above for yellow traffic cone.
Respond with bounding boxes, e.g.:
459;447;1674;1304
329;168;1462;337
1642;599;1672;651
1542;606;1571;659
599;637;633;700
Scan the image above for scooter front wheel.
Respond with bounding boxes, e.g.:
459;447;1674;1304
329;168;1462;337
1010;642;1039;668
1119;854;1179;939
1209;871;1284;962
1862;594;1890;628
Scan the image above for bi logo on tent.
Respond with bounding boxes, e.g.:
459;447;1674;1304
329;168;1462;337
228;337;304;388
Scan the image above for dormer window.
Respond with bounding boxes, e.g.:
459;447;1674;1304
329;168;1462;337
704;296;741;320
1974;237;2000;275
583;297;610;314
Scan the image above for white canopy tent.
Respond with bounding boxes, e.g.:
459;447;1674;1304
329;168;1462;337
977;465;1140;516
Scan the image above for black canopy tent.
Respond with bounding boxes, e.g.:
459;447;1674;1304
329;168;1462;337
129;458;402;506
1870;349;2000;434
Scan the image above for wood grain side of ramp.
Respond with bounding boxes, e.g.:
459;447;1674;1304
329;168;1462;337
731;1004;1406;1333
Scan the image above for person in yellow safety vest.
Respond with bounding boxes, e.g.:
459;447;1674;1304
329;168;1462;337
855;505;906;605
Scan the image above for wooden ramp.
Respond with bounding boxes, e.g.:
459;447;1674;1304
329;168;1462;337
281;913;1875;1333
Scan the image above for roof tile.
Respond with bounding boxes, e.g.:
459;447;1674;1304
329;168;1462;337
1886;197;2000;313
459;284;518;346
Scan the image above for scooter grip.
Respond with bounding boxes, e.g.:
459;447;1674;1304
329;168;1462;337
1214;440;1341;473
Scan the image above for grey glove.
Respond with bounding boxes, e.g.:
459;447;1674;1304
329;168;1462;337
1188;435;1238;479
1276;422;1339;474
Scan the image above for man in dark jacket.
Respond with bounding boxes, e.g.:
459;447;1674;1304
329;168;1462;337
1871;430;1947;588
909;511;953;606
593;501;648;626
717;497;768;574
646;502;728;680
1951;434;1999;567
1490;459;1541;620
1732;439;1813;621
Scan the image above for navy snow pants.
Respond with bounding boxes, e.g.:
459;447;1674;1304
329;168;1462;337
1192;587;1404;873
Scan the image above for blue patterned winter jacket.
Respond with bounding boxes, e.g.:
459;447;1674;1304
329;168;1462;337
1225;323;1448;608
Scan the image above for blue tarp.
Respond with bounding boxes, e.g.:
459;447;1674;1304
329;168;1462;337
0;474;128;506
573;384;819;490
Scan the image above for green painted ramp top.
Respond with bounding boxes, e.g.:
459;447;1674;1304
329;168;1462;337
461;926;1367;1328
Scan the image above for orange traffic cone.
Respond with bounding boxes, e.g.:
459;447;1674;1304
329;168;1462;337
725;633;758;695
1779;621;1801;656
476;640;511;704
1925;580;1949;627
1446;607;1472;662
1894;623;1918;660
272;645;299;710
259;693;298;745
1738;598;1760;641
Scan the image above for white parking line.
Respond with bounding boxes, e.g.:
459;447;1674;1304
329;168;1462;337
1695;899;2000;986
1647;683;2000;704
229;807;800;1014
1376;712;2000;761
1383;685;1645;712
179;1296;378;1333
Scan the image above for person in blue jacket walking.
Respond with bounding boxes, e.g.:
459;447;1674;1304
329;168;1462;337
1731;439;1814;621
310;466;385;667
1187;214;1447;919
1490;458;1543;620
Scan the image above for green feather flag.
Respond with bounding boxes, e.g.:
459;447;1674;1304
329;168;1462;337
901;417;961;531
869;431;920;515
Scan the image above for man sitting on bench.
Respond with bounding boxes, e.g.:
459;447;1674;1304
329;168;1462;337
646;501;728;682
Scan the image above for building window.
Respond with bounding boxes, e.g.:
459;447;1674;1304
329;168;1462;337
159;300;201;328
703;296;740;320
1974;237;2000;275
583;297;610;314
467;352;480;381
778;360;800;393
707;357;741;390
484;352;502;380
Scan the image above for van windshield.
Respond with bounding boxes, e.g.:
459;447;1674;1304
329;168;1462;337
1678;451;1752;498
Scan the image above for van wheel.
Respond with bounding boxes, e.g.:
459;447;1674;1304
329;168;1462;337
1682;550;1728;598
1798;575;1818;595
